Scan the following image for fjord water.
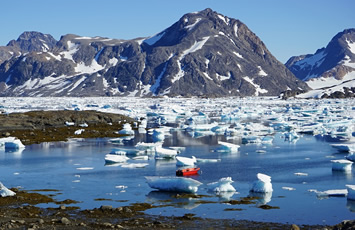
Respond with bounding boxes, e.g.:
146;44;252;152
0;130;354;225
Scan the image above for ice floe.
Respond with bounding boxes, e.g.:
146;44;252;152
145;176;202;193
250;173;273;193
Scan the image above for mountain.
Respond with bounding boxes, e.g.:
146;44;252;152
0;8;308;97
285;29;355;98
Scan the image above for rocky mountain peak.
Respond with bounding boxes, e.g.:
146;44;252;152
7;31;57;52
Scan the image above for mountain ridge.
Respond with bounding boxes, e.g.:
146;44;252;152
0;8;309;97
286;28;355;98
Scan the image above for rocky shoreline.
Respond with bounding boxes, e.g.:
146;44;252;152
0;110;354;229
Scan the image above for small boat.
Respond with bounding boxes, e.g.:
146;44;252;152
176;167;200;176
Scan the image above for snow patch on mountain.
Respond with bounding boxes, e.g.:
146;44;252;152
144;32;165;46
172;36;210;83
185;18;202;31
75;60;104;74
342;55;355;68
298;71;355;98
258;66;268;76
243;76;268;96
347;38;355;54
60;41;79;61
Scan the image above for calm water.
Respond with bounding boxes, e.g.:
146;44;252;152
0;131;354;225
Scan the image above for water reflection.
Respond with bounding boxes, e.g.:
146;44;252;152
249;192;272;206
346;199;355;212
146;191;200;210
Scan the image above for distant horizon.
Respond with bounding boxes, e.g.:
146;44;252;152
1;0;354;63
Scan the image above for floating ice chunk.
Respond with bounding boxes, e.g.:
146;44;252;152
74;129;85;135
250;173;273;193
0;137;16;148
152;129;165;142
121;163;148;168
116;185;128;189
346;154;355;162
282;187;296;191
310;189;348;198
155;146;178;159
196;158;221;163
331;159;353;171
331;143;355;152
135;142;162;152
346;185;355;200
5;138;25;150
218;141;240;153
0;182;16;197
76;167;94;170
207;177;236;193
176;156;196;166
118;123;134;135
294;172;308;176
105;154;129;163
132;156;149;160
145;176;202;193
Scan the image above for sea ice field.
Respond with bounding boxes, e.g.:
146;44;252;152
0;96;355;225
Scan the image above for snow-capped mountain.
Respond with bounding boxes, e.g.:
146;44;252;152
286;29;355;98
0;8;308;97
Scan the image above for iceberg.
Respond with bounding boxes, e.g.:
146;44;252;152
104;154;129;163
217;141;240;153
207;177;236;193
118;123;134;135
155;146;178;159
331;143;355;153
346;185;355;200
310;189;348;198
331;159;353;171
250;173;273;193
0;182;16;197
0;137;16;148
176;156;196;166
145;176;202;193
5;138;25;150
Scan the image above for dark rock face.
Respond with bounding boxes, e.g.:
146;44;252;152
0;8;308;97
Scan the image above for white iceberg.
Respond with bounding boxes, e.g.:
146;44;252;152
118;123;134;135
331;143;355;153
217;141;240;153
5;138;25;150
346;185;355;200
155;146;178;159
0;182;16;197
207;177;236;193
331;159;353;171
176;156;196;166
250;173;273;193
145;176;202;193
310;189;348;198
104;154;129;163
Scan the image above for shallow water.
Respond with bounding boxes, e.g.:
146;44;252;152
0;131;354;225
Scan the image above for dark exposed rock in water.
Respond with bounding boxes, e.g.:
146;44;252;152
0;110;135;145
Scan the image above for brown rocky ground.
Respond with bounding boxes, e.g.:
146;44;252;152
0;110;136;145
0;110;353;229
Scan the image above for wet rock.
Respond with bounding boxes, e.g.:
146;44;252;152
60;217;71;225
100;205;113;211
59;205;66;210
291;224;300;230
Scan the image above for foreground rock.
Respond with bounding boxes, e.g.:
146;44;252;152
0;188;343;229
0;110;135;145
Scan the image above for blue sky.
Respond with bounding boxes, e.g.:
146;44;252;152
1;0;354;63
